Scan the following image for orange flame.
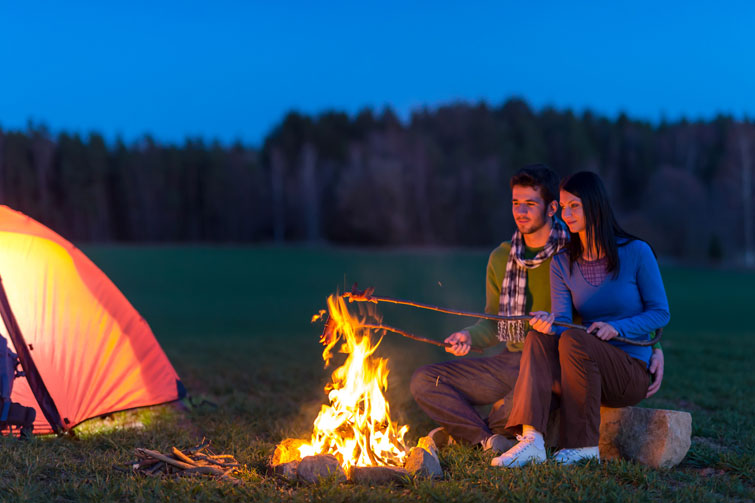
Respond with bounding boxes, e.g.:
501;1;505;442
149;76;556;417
299;294;409;470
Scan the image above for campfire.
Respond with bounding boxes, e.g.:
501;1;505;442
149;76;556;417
300;293;409;468
270;292;442;483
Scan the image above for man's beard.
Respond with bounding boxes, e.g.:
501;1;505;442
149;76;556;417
516;214;548;235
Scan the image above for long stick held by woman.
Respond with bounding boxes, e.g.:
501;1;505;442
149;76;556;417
492;171;670;468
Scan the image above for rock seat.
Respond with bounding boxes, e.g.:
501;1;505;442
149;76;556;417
598;406;692;468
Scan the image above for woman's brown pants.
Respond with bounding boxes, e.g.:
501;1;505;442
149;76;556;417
506;329;650;448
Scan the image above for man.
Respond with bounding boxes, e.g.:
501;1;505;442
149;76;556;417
410;164;664;452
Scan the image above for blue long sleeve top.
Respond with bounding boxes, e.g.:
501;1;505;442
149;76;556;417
549;239;670;366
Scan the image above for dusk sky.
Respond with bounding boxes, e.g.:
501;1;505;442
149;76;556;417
1;1;753;145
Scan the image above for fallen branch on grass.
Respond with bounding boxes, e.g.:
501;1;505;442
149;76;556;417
115;439;242;483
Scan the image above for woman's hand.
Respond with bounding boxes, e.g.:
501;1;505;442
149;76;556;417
587;321;619;340
529;311;555;335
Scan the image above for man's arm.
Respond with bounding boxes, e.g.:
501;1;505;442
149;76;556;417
464;244;509;349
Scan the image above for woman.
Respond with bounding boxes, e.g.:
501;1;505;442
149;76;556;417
491;171;670;467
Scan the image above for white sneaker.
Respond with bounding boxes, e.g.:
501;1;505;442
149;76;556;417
490;434;546;467
553;446;600;464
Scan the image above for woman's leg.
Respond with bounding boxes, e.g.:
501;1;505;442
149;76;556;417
558;329;651;449
493;330;560;467
505;330;561;435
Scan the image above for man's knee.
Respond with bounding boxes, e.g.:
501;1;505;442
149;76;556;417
409;365;436;399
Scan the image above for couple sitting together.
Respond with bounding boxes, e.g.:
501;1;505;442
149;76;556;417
410;164;669;467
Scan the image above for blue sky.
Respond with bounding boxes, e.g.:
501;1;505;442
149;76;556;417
1;1;753;145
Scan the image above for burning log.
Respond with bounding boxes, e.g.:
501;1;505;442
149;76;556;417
119;440;242;482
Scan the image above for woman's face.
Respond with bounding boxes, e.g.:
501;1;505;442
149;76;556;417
559;189;586;234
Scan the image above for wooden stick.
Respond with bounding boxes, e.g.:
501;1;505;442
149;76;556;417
136;449;195;470
181;466;226;476
192;454;230;467
361;324;484;353
346;291;583;330
344;288;662;347
171;447;199;466
185;439;210;453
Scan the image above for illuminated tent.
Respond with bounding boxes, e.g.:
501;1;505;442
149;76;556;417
0;206;185;434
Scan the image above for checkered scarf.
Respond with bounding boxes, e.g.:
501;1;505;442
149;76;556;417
497;218;569;342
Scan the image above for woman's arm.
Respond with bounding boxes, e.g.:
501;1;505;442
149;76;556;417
549;255;574;336
610;242;670;338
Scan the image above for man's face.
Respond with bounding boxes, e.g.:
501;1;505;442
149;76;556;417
511;185;551;235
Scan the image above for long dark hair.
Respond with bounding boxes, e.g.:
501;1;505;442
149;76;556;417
559;171;640;277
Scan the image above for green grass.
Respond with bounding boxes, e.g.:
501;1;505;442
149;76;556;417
2;245;753;502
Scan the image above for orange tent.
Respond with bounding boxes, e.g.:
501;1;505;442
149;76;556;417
0;206;185;434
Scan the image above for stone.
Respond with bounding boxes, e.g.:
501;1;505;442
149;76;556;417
350;466;409;484
297;454;346;484
271;438;307;465
427;427;456;448
271;460;299;481
599;406;692;468
404;446;443;478
416;436;439;459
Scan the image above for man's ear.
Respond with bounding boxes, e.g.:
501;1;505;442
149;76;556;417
547;200;558;218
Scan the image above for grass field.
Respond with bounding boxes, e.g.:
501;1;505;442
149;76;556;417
2;245;754;502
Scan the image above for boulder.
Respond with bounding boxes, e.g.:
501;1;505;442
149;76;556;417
297;454;347;484
404;446;443;478
599;406;692;468
350;466;409;484
271;460;299;481
271;438;307;465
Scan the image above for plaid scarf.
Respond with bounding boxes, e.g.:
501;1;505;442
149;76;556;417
497;218;569;342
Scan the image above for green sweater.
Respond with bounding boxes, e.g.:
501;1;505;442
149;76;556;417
465;242;554;351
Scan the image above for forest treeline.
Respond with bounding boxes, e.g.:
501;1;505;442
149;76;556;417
0;98;753;263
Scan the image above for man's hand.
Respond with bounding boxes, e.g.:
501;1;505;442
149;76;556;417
645;348;664;398
529;311;555;335
445;331;471;356
587;321;619;341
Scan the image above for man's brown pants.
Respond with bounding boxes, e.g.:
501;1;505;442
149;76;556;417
506;329;650;448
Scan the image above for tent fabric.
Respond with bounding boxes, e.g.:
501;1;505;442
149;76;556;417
0;206;184;434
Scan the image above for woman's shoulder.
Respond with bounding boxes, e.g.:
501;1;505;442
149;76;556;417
550;248;571;269
618;238;655;262
618;238;651;252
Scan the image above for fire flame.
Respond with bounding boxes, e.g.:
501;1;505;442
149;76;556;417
298;294;409;470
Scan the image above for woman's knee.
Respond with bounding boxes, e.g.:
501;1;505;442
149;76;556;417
523;329;551;352
558;328;590;352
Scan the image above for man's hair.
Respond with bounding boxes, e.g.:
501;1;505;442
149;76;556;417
509;164;559;203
